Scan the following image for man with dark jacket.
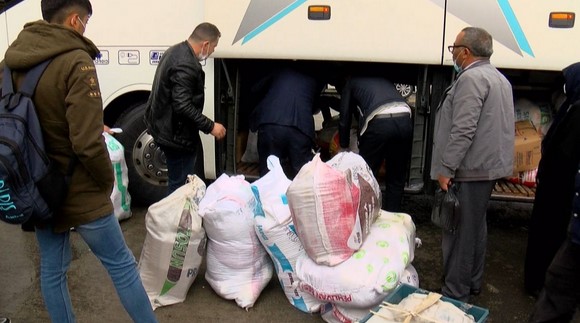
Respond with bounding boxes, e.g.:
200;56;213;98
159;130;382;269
250;64;325;178
525;62;580;299
0;0;157;321
338;76;413;212
145;22;226;194
529;161;580;322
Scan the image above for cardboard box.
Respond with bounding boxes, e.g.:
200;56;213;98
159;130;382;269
358;284;489;323
514;120;542;173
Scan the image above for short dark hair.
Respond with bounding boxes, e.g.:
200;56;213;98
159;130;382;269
41;0;92;23
189;22;221;43
461;27;493;58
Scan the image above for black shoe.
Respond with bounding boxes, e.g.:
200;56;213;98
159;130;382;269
470;288;481;296
0;317;11;323
21;222;35;232
525;287;541;299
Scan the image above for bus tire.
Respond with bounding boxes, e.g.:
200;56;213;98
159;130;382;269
114;102;167;206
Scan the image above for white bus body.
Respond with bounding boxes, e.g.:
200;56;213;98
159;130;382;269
2;0;578;203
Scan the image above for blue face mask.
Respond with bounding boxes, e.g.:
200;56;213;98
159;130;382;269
453;58;462;73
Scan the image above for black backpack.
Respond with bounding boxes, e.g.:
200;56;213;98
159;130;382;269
0;60;74;225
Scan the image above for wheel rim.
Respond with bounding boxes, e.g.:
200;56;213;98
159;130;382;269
132;131;167;186
396;83;413;98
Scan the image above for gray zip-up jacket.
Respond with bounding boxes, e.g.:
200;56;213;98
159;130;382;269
430;59;514;181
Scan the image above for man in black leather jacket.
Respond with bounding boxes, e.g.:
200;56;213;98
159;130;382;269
145;22;226;194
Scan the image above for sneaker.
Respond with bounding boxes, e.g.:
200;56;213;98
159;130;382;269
0;317;11;323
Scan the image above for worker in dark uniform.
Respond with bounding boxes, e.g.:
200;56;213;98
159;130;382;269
338;76;413;212
250;64;325;178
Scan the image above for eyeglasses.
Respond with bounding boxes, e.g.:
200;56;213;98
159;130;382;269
447;45;470;53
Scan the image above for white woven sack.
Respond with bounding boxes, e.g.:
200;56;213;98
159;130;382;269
296;210;416;308
287;154;361;266
252;156;323;313
199;174;273;309
103;132;132;221
138;175;206;310
327;152;382;243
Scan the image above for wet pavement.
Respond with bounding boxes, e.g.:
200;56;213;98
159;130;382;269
0;194;555;322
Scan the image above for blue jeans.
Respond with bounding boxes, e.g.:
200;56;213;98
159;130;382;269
35;214;157;323
160;142;204;195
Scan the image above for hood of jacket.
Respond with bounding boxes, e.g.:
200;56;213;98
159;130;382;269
564;62;580;105
4;20;99;70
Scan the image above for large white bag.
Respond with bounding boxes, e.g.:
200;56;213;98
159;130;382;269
199;174;273;309
252;156;323;313
287;154;362;266
138;175;207;310
103;132;131;220
296;210;416;308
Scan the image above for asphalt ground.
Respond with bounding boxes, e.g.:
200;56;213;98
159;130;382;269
0;194;567;323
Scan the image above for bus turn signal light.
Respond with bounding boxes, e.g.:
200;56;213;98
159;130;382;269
308;5;331;20
549;12;575;28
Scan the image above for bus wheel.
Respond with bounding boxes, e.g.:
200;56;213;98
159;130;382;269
114;102;167;206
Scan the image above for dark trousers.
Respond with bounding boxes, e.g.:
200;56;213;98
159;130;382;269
529;239;580;323
257;124;313;179
441;180;495;302
358;115;413;212
159;139;204;196
525;180;571;295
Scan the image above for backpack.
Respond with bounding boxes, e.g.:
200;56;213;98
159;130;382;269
0;60;74;225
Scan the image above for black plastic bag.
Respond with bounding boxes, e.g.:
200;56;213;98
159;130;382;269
431;183;460;232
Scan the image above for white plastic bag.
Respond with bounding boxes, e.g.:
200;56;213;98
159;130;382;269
287;154;361;266
199;174;273;309
138;175;207;310
103;132;131;221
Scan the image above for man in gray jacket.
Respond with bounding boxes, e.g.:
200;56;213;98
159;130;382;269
431;27;514;302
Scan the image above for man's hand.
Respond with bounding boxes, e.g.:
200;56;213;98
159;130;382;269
103;125;114;134
211;123;226;140
438;174;452;191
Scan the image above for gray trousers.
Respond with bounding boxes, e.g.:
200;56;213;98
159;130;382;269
441;180;496;302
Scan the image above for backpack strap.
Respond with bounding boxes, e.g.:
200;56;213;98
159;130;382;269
18;60;53;97
2;60;53;109
2;63;15;96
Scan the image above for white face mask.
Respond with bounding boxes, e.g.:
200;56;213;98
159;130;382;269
76;16;87;33
198;43;208;65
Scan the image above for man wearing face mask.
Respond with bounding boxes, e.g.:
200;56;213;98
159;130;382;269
0;0;158;321
430;27;514;302
145;22;226;195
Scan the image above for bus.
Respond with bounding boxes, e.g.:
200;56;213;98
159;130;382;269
2;0;578;205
